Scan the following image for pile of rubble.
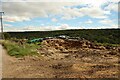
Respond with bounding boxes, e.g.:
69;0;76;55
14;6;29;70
42;39;107;50
39;38;120;60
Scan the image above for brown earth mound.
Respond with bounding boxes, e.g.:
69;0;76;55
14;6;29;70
42;38;120;52
42;39;107;50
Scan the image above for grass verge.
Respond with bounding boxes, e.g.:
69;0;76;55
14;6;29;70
0;40;41;57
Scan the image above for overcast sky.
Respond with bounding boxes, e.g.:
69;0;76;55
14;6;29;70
1;0;119;32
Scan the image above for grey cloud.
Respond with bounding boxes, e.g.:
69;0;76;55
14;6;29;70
2;2;111;21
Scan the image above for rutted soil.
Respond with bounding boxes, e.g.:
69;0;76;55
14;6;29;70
2;39;120;78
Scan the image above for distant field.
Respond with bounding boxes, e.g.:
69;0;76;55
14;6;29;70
4;29;120;44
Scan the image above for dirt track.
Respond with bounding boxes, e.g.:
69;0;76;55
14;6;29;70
2;46;54;78
1;39;120;78
0;45;2;79
2;44;21;78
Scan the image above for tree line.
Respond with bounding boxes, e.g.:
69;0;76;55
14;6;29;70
3;29;120;44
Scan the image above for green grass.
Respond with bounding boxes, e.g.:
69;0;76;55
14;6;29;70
0;40;41;57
